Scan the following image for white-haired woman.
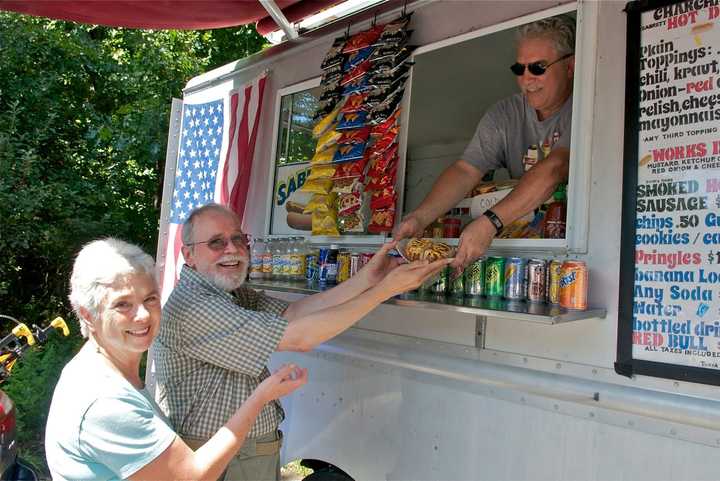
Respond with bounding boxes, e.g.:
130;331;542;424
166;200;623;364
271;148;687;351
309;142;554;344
45;238;307;481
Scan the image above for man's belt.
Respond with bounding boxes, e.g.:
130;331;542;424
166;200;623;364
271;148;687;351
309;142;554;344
183;430;282;456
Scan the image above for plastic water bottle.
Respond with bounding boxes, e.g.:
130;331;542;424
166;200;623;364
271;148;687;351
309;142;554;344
290;236;307;281
261;238;273;279
280;238;291;279
249;237;264;280
271;239;283;280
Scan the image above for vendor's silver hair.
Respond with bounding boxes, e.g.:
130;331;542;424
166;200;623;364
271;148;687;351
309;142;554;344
517;14;576;56
69;238;155;338
182;203;239;246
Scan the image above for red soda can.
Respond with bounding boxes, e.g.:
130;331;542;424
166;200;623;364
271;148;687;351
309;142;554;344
360;252;374;267
559;260;588;310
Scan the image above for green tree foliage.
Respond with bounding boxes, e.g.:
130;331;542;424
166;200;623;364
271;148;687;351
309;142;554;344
0;12;265;474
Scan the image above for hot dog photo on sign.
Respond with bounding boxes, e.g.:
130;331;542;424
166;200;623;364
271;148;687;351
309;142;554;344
273;164;313;233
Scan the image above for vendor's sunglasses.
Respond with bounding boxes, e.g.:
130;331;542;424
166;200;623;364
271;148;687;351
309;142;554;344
510;53;573;76
186;233;249;252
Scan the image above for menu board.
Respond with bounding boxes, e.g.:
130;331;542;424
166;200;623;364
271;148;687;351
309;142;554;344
618;0;720;385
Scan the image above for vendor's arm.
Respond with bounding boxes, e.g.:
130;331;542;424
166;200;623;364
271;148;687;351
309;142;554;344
393;160;484;240
452;147;569;269
278;258;451;352
131;364;307;481
282;242;401;319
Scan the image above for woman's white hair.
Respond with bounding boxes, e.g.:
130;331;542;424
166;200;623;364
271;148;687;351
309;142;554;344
69;238;155;338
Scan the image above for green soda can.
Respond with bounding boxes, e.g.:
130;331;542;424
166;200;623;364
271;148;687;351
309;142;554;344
464;258;486;297
485;256;506;297
429;266;449;295
449;267;464;297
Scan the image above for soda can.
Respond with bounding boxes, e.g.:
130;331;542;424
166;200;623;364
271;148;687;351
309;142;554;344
527;301;546;315
505;299;525;313
486;296;505;311
527;259;547;303
464;258;485;297
318;247;338;284
336;251;351;283
449;268;464;297
360;252;374;268
546;260;563;304
559;260;588;310
305;254;318;282
424;266;449;294
485;256;505;297
349;253;362;277
504;257;527;300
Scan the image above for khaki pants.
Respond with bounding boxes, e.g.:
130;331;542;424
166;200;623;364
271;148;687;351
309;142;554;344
183;430;283;481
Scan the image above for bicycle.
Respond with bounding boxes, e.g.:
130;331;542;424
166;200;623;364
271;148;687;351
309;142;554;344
0;315;69;481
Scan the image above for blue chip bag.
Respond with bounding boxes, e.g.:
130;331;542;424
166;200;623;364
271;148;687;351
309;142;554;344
333;142;367;163
336;111;368;130
342;76;370;96
344;46;375;70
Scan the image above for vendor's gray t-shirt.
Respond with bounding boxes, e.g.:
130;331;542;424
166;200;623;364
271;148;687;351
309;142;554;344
462;93;572;179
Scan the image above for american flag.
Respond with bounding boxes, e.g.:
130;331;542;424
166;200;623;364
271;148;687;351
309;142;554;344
171;100;224;221
160;73;267;304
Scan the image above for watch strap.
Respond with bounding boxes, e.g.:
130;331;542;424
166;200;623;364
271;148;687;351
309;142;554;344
483;209;504;235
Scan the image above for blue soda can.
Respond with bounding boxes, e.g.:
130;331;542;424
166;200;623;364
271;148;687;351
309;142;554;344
305;253;318;282
318;247;338;284
504;257;527;300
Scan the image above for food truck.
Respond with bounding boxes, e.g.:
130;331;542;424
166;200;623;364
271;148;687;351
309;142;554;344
152;0;720;479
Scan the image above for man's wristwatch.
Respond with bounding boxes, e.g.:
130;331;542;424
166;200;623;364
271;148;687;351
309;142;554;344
482;209;504;236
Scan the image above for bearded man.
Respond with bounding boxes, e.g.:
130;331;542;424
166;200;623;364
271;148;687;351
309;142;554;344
153;203;449;481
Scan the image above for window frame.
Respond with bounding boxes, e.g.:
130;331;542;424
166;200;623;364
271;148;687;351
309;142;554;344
264;77;321;237
400;0;596;254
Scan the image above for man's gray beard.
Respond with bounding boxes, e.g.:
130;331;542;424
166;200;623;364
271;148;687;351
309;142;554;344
207;264;247;291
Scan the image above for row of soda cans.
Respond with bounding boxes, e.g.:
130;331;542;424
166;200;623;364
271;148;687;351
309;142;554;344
421;257;588;310
307;246;375;284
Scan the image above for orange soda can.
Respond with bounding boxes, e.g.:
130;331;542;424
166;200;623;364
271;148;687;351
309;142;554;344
559;260;588;310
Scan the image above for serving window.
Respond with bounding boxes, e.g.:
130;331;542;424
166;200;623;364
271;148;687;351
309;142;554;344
402;6;587;252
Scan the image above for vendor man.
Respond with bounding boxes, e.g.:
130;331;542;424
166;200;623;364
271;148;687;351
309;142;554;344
393;14;575;268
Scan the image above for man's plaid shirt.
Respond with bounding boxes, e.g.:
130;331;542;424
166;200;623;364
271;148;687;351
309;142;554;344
154;266;289;440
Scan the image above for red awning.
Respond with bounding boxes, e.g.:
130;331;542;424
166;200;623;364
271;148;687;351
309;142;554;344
0;0;341;32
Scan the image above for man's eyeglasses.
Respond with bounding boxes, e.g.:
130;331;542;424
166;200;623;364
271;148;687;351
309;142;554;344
510;53;573;76
186;234;249;252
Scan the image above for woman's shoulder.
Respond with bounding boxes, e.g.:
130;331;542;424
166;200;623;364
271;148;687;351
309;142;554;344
51;348;135;412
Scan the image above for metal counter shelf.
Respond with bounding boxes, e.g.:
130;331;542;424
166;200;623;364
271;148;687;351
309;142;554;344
246;280;606;325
